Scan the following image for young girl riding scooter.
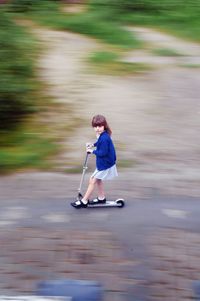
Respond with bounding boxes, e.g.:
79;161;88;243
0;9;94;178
71;114;118;208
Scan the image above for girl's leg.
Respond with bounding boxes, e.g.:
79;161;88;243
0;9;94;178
82;177;97;203
96;179;105;199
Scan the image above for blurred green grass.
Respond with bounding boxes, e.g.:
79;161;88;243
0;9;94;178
0;130;58;174
27;11;141;49
8;0;142;49
88;50;152;75
151;48;184;57
119;10;200;42
180;63;200;68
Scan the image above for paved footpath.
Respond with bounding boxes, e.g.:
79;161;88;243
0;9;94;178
0;172;200;301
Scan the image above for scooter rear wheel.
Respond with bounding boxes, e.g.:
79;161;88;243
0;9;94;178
116;199;125;208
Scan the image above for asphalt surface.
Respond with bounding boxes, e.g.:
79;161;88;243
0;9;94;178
0;172;200;300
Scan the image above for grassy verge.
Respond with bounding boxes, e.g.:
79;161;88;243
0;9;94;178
0;12;59;174
12;7;141;50
0;124;58;174
151;48;184;57
88;50;152;75
0;99;83;174
119;11;200;42
180;63;200;69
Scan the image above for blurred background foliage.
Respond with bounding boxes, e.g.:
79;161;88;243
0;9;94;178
88;0;200;40
6;0;59;12
0;11;38;131
0;0;200;172
0;7;58;173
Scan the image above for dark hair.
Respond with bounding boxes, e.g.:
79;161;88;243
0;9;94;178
91;115;112;136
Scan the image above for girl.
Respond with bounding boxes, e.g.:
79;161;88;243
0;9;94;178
71;114;118;208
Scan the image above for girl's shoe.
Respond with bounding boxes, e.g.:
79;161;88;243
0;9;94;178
89;197;106;205
71;199;88;208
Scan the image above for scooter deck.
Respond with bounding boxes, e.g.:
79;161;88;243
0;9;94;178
87;199;125;208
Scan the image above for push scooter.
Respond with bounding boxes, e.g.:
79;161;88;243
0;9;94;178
74;152;125;208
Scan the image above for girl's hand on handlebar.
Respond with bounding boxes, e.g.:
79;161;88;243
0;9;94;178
87;148;93;154
86;142;93;153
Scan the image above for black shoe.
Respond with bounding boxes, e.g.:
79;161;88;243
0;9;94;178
89;197;106;205
71;199;88;208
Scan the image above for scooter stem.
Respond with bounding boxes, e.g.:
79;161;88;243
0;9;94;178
78;152;90;193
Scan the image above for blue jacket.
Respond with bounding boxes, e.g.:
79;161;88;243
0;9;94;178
93;131;116;171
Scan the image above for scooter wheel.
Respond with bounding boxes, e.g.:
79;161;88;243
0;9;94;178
116;199;125;208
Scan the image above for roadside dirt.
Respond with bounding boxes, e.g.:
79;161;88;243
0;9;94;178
35;25;200;197
2;23;200;198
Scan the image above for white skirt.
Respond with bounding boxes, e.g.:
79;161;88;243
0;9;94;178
91;164;118;180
